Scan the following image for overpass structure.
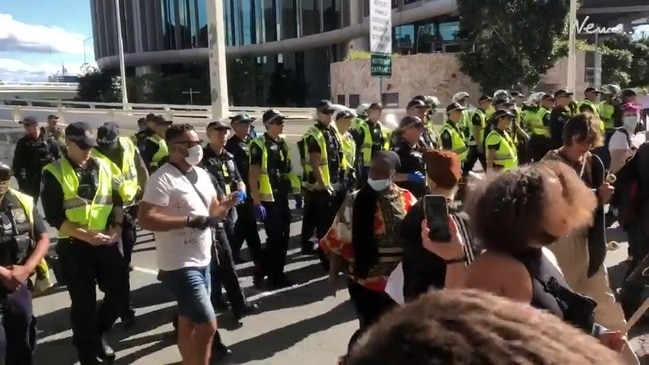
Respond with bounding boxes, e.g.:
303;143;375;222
0;82;78;101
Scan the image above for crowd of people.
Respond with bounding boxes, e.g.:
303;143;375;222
0;83;647;364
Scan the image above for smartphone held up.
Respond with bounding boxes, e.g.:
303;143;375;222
423;195;451;243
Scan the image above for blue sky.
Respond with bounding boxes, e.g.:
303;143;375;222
0;0;95;81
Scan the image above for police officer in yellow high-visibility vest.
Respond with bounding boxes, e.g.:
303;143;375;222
249;109;301;289
452;91;472;142
91;122;149;329
40;122;126;364
525;93;554;162
334;109;357;189
141;115;172;174
485;110;519;171
463;95;491;175
301;101;348;256
440;103;469;165
0;163;50;365
578;87;602;124
350;102;391;185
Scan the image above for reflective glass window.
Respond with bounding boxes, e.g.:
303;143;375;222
242;0;253;45
282;0;297;39
302;0;320;36
439;21;460;41
394;25;415;54
264;0;277;42
162;0;177;50
323;0;340;32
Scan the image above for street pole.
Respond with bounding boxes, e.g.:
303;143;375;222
206;0;229;119
114;0;129;108
567;0;578;92
83;37;92;65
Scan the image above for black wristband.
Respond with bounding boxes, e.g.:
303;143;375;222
445;256;466;265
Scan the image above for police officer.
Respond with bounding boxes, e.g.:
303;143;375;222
201;120;258;321
249;110;301;289
334;110;357;191
301;101;347;258
549;89;575;149
0;163;50;365
527;93;554;162
350;102;391;185
452;91;472;141
141;115;172;173
392;116;427;198
42;114;66;151
13;117;60;204
463;95;491;174
485;110;519;172
578;87;602;119
406;97;438;149
225;114;264;285
440;103;469;167
92;122;149;328
133;113;157;154
41;122;127;365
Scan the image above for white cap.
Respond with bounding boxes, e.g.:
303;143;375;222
356;103;370;116
452;92;469;102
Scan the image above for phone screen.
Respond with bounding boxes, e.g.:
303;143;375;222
424;195;451;242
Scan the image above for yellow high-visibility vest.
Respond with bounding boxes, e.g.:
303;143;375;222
92;137;139;204
486;130;518;170
249;136;300;202
147;134;169;169
43;157;113;237
440;121;468;162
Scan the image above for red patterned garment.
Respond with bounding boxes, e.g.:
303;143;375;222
320;184;417;292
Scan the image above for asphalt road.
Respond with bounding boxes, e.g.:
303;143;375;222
18;120;649;364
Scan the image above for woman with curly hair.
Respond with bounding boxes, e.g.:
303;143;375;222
422;161;627;356
347;289;624;365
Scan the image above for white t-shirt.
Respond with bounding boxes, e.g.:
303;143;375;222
142;163;217;271
609;128;636;159
640;95;649;109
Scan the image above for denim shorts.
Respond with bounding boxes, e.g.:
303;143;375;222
158;266;215;324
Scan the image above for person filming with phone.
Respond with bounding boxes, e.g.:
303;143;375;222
138;124;239;365
399;150;477;302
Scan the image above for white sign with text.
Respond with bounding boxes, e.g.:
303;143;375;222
576;15;626;35
369;0;392;54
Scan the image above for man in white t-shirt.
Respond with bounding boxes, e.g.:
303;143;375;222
138;124;238;364
609;104;641;174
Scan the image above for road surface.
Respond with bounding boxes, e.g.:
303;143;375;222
18;120;649;364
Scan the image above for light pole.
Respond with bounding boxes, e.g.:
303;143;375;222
114;0;129;107
206;0;229;119
567;0;578;92
82;37;92;65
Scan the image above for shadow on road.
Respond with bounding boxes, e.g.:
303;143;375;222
228;300;354;363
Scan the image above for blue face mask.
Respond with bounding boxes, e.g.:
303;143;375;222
623;116;639;129
367;178;391;191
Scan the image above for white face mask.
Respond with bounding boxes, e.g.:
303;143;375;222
367;178;391;191
184;144;203;166
623;116;639;129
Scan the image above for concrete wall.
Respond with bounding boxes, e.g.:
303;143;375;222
330;52;588;108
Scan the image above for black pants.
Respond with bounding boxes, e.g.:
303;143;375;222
528;134;553;162
211;227;246;310
57;239;129;360
231;199;264;274
593;130;615;172
305;190;346;242
346;280;395;354
262;197;291;283
620;221;649;318
121;207;138;318
462;146;486;175
300;194;316;251
0;285;37;365
517;140;531;165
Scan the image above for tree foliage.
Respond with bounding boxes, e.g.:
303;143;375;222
456;0;569;93
600;35;649;87
75;66;120;102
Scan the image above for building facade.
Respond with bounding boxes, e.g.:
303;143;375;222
90;0;648;106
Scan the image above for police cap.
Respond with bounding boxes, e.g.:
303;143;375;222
262;109;286;125
97;122;120;146
65;122;97;149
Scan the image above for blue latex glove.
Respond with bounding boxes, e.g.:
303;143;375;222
294;194;303;210
408;171;426;183
235;190;247;203
254;204;266;221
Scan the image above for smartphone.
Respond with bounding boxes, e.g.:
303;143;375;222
423;195;451;242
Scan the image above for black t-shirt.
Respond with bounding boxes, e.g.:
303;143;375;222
549;106;571;148
201;146;242;195
306;122;343;184
394;142;427;198
249;133;292;196
225;135;251;185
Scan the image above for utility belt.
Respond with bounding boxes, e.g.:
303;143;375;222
0;235;32;268
303;182;343;192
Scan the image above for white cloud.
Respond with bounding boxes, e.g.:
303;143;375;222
0;58;95;82
0;13;88;55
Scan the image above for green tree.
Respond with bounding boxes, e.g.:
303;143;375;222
75;67;119;102
456;0;569;93
596;34;649;87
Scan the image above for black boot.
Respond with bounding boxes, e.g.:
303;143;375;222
212;331;232;361
96;337;116;362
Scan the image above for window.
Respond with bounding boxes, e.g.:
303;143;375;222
382;93;399;108
302;0;320;36
349;94;360;108
337;94;346;105
282;0;297;39
439;21;460;41
394;25;415;54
